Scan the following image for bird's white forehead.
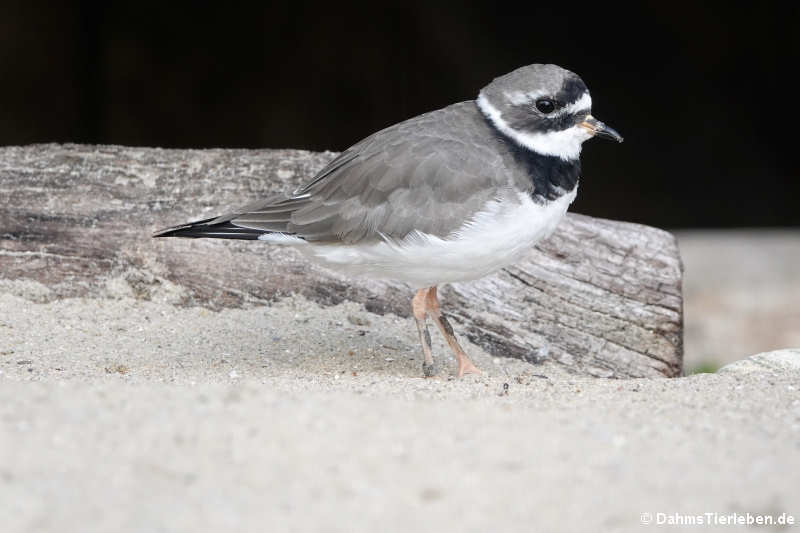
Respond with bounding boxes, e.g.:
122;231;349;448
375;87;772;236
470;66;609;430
562;92;592;114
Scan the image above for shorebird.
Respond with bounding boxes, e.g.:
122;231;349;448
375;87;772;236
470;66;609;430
154;64;622;378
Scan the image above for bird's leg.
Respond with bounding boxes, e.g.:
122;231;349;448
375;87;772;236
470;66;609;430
412;288;436;377
425;287;481;378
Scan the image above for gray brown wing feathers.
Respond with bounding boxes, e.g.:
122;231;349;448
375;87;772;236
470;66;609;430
156;102;512;243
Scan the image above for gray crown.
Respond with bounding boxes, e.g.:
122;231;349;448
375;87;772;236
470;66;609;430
479;64;591;134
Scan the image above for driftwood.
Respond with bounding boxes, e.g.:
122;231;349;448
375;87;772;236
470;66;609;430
0;144;683;378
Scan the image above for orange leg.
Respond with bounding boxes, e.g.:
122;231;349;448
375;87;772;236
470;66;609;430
424;287;481;378
412;288;436;377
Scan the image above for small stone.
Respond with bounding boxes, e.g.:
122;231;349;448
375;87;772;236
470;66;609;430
347;315;370;326
381;339;406;351
420;487;443;501
104;363;129;375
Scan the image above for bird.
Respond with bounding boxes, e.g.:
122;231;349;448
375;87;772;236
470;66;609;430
154;63;622;378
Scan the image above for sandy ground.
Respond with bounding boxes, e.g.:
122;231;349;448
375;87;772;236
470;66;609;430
1;282;799;533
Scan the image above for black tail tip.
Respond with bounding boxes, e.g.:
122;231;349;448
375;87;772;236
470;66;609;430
151;220;268;240
152;225;190;238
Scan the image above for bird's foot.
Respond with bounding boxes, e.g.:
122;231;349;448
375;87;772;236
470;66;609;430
422;361;436;378
456;359;482;378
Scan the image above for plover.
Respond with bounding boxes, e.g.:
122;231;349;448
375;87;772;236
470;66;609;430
154;63;622;378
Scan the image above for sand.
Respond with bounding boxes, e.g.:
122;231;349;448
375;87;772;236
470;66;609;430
1;285;799;533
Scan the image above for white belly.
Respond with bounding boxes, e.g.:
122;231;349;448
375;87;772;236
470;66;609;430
298;187;577;288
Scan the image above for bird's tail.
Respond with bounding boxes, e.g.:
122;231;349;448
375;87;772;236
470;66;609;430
153;217;267;240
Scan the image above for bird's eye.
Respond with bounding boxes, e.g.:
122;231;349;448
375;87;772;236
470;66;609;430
535;98;556;114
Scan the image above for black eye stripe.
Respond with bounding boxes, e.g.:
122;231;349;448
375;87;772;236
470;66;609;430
497;85;589;134
558;76;588;104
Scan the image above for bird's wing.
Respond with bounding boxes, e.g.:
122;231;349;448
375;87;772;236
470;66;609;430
157;102;512;243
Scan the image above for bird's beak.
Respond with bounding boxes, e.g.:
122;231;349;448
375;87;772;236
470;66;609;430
580;115;623;143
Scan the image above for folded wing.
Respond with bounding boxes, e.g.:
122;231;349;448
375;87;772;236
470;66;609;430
154;102;509;244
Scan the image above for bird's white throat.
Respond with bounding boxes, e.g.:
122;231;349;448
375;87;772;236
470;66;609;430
477;93;593;161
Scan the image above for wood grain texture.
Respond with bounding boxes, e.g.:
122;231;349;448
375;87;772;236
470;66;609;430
0;144;683;377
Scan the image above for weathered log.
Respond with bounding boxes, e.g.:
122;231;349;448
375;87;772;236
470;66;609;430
0;144;683;377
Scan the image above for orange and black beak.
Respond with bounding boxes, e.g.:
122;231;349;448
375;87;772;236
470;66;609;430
580;115;623;142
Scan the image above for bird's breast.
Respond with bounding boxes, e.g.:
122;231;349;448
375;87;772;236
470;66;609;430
304;186;577;287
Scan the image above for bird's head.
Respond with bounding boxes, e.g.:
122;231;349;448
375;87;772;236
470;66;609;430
477;64;622;161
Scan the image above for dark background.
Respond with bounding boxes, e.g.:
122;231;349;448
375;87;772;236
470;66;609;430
1;2;798;228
